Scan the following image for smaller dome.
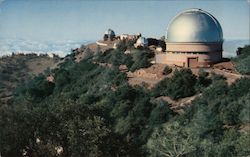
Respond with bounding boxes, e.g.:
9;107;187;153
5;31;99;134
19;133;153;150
105;29;115;36
136;37;148;46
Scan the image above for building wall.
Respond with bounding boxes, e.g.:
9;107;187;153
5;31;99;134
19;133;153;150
155;42;222;67
156;51;222;67
166;42;222;52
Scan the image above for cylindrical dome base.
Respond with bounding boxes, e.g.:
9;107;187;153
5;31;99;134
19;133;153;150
156;42;222;68
166;42;222;53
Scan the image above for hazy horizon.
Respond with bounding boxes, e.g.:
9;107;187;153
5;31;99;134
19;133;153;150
0;38;248;58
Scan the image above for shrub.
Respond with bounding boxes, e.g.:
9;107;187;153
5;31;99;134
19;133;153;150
129;49;154;72
152;77;170;97
195;68;211;92
211;73;226;82
198;68;209;78
234;45;250;74
239;94;250;123
235;56;250;75
154;69;197;100
54;69;71;89
148;99;175;126
162;65;172;75
26;75;55;101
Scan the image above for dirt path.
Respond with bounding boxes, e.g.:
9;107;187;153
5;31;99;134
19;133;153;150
158;94;201;113
128;77;162;88
191;68;244;85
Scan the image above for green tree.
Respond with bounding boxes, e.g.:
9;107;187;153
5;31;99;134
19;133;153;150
147;122;198;157
234;45;250;74
54;69;70;90
239;94;250;123
130;49;154;72
153;69;197;100
148;100;175;126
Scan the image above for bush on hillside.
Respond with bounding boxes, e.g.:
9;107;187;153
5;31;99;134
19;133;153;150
162;65;172;75
129;48;154;72
153;69;197;100
195;68;211;92
234;45;250;74
96;47;154;72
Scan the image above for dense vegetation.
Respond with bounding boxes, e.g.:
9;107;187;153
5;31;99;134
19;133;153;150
148;77;250;157
234;45;250;74
0;53;59;104
153;69;198;100
0;45;249;157
95;41;154;72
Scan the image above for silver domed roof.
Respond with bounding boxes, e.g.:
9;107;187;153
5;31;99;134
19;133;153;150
166;9;223;43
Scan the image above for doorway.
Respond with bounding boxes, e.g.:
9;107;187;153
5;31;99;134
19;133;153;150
187;57;198;68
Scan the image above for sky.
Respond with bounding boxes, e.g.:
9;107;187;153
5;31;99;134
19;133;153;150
0;0;249;42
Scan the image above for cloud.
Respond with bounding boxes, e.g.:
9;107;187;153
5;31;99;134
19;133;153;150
0;38;91;57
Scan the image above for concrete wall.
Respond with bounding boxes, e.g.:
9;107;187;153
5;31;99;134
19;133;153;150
156;51;222;67
155;42;222;67
166;42;222;52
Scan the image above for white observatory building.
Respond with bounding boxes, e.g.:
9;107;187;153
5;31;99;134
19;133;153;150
156;8;223;67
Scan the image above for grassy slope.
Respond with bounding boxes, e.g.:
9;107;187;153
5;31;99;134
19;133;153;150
0;54;59;104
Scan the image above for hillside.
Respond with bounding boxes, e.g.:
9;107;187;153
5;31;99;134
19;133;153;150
0;43;249;157
0;53;60;104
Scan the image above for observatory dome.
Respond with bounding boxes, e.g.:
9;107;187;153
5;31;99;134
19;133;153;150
105;29;115;36
166;8;223;43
